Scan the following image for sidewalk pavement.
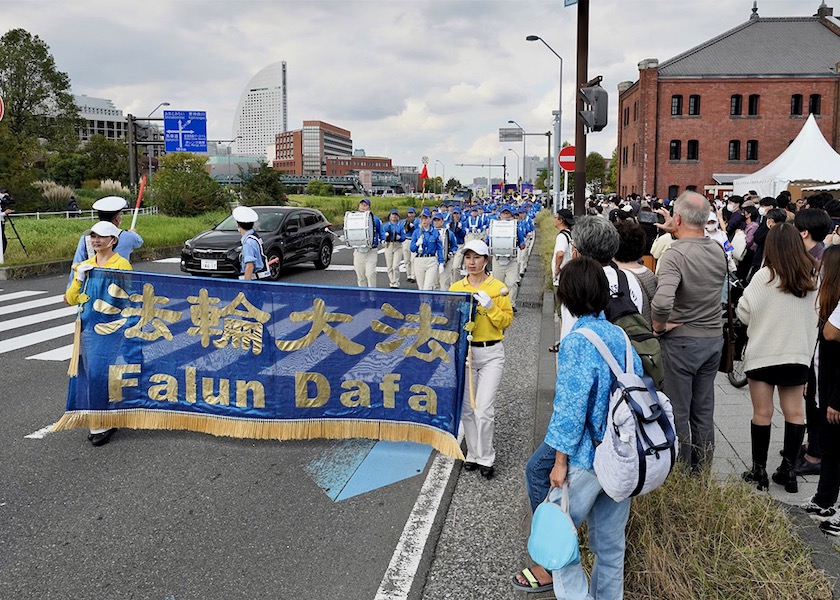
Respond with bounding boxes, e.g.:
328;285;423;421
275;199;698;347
419;242;839;599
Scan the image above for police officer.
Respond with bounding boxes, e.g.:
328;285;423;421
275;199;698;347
410;207;445;290
233;206;270;280
68;196;144;289
401;207;418;283
382;208;406;288
351;198;383;288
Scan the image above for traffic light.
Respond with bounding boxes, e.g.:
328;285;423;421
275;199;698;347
579;84;608;132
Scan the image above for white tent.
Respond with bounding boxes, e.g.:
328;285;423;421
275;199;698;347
732;114;840;197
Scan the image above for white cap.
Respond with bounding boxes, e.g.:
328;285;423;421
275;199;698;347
91;221;122;238
232;206;259;223
92;196;128;212
462;239;489;256
708;211;718;223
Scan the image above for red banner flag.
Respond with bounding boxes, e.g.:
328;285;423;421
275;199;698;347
420;164;429;180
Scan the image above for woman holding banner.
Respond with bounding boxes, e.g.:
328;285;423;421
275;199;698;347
449;239;513;480
65;220;133;446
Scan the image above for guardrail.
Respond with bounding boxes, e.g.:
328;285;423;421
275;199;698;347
11;206;160;220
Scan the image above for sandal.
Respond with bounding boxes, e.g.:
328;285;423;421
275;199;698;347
511;567;552;593
548;342;560;353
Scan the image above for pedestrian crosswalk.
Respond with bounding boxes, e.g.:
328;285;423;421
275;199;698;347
0;290;76;361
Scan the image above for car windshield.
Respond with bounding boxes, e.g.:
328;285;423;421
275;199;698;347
214;210;287;233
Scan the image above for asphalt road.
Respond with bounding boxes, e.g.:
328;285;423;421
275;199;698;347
0;243;463;600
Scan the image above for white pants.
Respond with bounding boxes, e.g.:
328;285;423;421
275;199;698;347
462;342;505;467
438;260;453;290
414;256;439;290
402;239;415;280
517;243;529;275
384;242;404;287
492;256;520;308
353;248;378;288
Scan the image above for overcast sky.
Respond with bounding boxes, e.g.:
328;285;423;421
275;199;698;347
2;0;825;183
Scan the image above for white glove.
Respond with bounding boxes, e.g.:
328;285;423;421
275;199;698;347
438;263;445;275
473;290;493;309
75;263;95;281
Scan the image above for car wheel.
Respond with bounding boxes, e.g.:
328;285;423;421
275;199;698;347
267;249;283;281
314;240;332;269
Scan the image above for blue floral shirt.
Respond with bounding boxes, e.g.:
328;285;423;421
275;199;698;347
544;313;644;471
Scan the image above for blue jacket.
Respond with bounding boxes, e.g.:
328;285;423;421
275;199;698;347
544;314;643;471
410;226;445;264
382;220;406;243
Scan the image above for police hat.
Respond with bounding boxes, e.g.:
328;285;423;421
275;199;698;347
232;206;259;223
92;196;128;212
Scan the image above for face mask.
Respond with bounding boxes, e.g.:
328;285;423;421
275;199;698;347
758;207;767;217
727;203;737;212
706;224;718;232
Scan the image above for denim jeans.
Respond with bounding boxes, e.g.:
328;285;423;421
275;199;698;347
552;465;630;600
526;444;630;599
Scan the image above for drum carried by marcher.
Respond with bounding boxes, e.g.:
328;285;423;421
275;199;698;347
488;220;517;258
344;211;375;249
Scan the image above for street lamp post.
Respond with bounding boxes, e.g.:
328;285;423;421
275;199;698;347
147;101;170;189
507;148;520;194
508;120;527;195
435;159;445;194
526;35;563;213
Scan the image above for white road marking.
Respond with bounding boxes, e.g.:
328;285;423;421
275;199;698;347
374;451;456;600
154;257;181;263
0;323;76;354
25;422;59;439
26;344;74;361
0;307;77;333
0;295;65;316
0;290;47;302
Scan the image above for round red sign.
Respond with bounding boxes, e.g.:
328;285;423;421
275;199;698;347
558;145;575;172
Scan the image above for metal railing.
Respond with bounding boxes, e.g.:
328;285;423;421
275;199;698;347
11;206;159;220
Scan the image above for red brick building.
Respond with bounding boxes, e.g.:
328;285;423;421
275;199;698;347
273;120;354;176
617;2;840;199
324;155;393;176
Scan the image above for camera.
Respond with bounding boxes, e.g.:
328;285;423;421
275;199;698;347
638;211;664;225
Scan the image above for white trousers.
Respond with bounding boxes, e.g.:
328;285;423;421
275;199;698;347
437;260;454;290
401;239;415;280
462;342;505;467
414;256;439;290
353;248;378;288
384;242;404;287
491;256;520;308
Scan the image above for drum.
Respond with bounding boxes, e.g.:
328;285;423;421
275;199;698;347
488;219;517;257
344;211;375;249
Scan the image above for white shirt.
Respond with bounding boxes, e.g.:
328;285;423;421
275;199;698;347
551;230;572;280
560;265;644;339
830;299;840;329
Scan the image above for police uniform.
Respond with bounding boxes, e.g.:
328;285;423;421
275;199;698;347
233;206;269;280
410;208;445;290
350;198;383;288
382;209;406;288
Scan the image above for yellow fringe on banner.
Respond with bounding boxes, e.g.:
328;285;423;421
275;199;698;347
66;316;82;377
51;410;465;460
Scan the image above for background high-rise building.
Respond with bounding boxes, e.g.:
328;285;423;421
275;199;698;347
233;61;288;158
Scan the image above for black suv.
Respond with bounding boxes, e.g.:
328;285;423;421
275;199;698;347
180;206;334;279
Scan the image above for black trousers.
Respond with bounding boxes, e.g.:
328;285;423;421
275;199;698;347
815;417;840;508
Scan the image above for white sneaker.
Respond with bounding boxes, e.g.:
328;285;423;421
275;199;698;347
819;513;840;536
801;498;837;522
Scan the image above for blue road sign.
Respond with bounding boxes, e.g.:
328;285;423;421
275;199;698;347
163;110;207;153
564;0;577;5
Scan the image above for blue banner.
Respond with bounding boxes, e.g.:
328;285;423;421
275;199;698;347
55;271;472;458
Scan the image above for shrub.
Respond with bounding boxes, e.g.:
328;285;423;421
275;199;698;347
153;153;226;217
98;179;129;195
31;179;74;211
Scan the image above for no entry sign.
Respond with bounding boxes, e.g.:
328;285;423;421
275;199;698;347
558;145;576;172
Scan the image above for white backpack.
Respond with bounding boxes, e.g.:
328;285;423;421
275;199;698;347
575;328;678;502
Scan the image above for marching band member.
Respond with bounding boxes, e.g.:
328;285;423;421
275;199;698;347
433;213;459;290
351;198;383;288
449;206;467;280
64;220;133;447
233;206;270;281
465;206;485;242
490;205;525;312
450;239;513;479
516;207;534;277
382;208;406;289
402;207;418;283
410;207;445;290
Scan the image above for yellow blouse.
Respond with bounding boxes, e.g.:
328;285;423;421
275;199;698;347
449;275;513;342
65;253;133;305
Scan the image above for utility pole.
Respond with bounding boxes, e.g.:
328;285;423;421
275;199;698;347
573;0;590;216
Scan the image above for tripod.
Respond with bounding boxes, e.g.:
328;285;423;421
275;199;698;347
2;214;28;256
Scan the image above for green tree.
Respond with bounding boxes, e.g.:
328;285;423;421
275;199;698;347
444;177;462;193
84;134;129;183
306;179;324;196
0;29;80;148
535;168;548;192
153;153;225;217
239;162;286;206
586;151;606;194
606;147;617;193
46;152;88;188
